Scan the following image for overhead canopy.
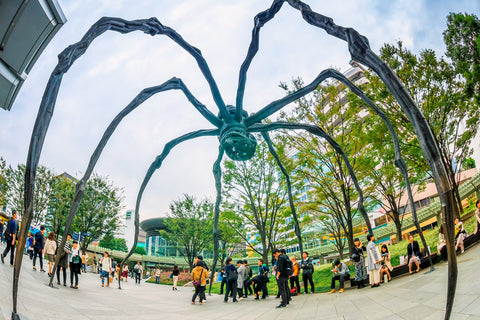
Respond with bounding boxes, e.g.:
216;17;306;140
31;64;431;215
0;0;66;111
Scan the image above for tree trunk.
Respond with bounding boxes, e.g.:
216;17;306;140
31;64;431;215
346;215;354;255
393;214;403;243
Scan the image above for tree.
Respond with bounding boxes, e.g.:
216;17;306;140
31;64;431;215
160;194;213;271
278;77;372;255
45;174;76;236
377;41;480;216
444;13;480;105
222;140;287;266
217;211;243;267
0;158;7;207
72;174;124;252
99;233;128;252
1;163;53;225
134;246;147;255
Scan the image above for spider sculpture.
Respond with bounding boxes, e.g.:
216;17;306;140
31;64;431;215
14;1;458;320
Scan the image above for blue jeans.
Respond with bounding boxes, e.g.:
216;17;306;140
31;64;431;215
155;276;160;284
102;270;110;285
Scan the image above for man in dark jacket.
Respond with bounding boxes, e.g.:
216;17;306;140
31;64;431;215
253;259;269;300
1;211;18;266
32;225;46;272
301;251;314;294
273;248;289;308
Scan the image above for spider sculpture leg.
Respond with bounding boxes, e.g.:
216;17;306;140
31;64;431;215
208;146;224;295
123;129;220;289
250;122;373;236
282;2;456;317
19;16;228;315
261;132;304;257
46;78;220;288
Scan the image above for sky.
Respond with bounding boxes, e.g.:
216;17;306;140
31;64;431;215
1;0;479;221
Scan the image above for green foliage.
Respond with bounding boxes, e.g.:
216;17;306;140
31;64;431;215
46;174;76;236
222;139;288;265
444;12;480;104
160;194;213;271
134;246;147;255
99;233;128;252
462;157;476;170
72;174;124;250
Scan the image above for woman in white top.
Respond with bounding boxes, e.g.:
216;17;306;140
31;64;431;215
43;232;57;276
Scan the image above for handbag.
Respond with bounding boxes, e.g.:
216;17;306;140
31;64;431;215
192;268;203;287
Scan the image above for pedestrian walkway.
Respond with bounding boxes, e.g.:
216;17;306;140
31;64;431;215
0;243;479;320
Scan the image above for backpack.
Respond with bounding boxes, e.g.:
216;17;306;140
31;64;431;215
227;268;238;281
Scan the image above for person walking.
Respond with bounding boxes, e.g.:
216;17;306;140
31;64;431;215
134;261;143;284
191;261;207;305
155;267;161;284
101;252;112;287
289;256;300;294
43;231;57;276
1;211;18;267
366;234;381;287
351;238;367;289
32;225;46;272
56;234;72;286
122;264;129;282
26;233;34;260
70;241;81;289
81;252;87;273
224;257;238;303
172;265;180;291
300;251;314;294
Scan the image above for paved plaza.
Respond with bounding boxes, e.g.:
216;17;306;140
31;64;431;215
0;244;479;320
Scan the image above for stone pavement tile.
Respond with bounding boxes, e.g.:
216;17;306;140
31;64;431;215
424;293;480;314
373;295;418;314
459;296;480;316
395;303;440;320
349;295;396;320
464;315;480;320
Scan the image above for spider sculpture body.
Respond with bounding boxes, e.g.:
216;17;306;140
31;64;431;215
13;1;458;320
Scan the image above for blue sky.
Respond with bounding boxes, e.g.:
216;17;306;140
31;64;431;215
1;0;479;220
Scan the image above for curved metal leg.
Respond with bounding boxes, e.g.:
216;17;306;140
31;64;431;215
261;132;303;257
208;146;224;295
117;129;220;289
250;122;373;236
45;78;221;289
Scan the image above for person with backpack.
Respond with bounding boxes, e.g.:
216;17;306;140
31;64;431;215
224;257;238;303
1;211;18;266
273;248;289;308
70;240;81;289
300;251;314;294
134;261;143;284
100;251;112;287
243;260;253;297
32;225;46;272
26;233;34;260
191;261;207;305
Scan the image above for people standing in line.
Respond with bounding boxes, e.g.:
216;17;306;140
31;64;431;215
351;238;367;289
134;261;143;284
407;234;421;274
437;225;448;262
455;218;467;254
253;259;269;300
273;248;289;308
122;264;129;282
289;256;300;294
172;265;180;291
1;210;18;266
32;225;46;272
366;234;381;288
43;231;57;276
300;251;314;294
380;244;392;282
191;261;207;305
101;251;112;287
329;259;350;293
474;200;480;235
155;267;161;284
224;257;238;303
70;240;81;289
236;260;245;301
243;260;253;297
26;233;34;260
57;234;72;287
